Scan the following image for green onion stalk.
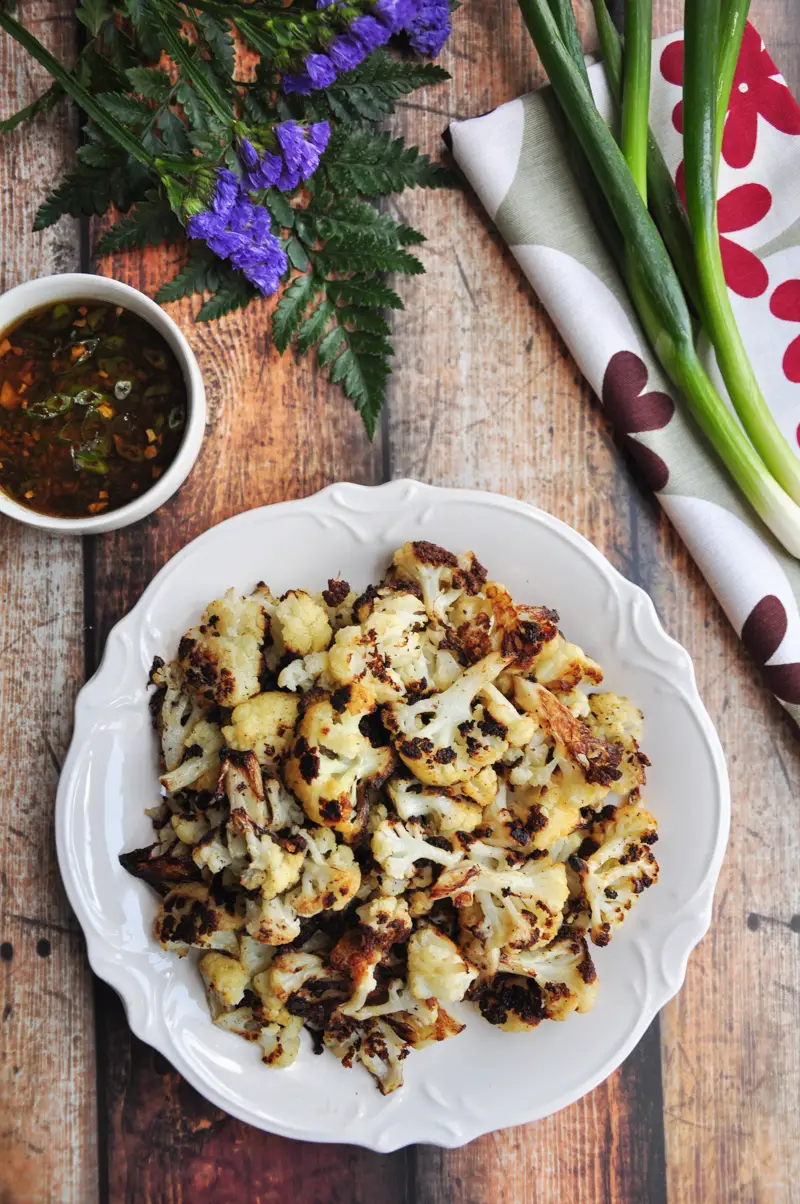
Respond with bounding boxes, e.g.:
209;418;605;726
682;0;800;512
517;0;800;558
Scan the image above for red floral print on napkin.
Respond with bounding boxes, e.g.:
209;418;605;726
769;279;800;387
742;594;800;703
660;23;800;168
676;163;771;298
601;351;674;492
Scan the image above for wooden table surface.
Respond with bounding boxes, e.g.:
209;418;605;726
1;2;798;1201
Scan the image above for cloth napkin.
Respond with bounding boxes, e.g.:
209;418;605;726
449;24;800;725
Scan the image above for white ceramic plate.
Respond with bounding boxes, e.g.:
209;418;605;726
56;480;729;1151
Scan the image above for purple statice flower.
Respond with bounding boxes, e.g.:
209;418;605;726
349;14;391;53
327;30;368;73
407;0;450;56
187;170;287;296
373;0;417;34
283;51;338;94
239;122;330;194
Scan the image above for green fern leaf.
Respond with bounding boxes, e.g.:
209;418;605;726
0;83;61;135
272;274;322;353
196;269;259;321
155;250;221;303
94;192;182;255
324;127;456;197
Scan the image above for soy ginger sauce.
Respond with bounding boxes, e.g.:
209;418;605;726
0;299;187;518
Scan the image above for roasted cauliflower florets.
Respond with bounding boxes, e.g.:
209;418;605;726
286;826;361;915
390;540;487;623
222;691;299;769
179;588;266;707
386;776;484;834
383;652;512;787
407;925;478;1002
569;801;659;946
371;816;463;880
284;684;394;838
127;540;658;1094
499;928;598;1020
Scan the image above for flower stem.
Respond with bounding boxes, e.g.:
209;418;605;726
684;0;800;509
150;2;237;126
0;9;156;169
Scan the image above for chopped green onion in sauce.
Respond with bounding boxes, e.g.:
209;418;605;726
0;299;188;518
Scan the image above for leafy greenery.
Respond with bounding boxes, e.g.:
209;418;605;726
0;0;457;435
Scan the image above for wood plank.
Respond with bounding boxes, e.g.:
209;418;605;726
0;6;98;1203
85;249;410;1199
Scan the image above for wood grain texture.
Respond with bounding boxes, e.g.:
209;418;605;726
0;7;99;1204
0;0;798;1201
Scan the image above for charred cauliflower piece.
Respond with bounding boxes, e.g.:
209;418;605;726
569;801;659;946
150;659;205;774
514;678;623;787
199;950;249;1012
328;591;430;703
383;652;512;787
584;692;648;795
371;816;463;879
259;588;332;672
155;882;243;955
407;926;478;1002
499;928;598;1020
159;718;223;794
179;588;266;707
286;826;361;916
332;896;412;1016
222;691;299;769
386;776;484;835
284;684;395;838
226;808;305;897
527;632;603;694
390;540;487;623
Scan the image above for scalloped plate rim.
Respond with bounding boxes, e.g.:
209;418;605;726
56;478;730;1151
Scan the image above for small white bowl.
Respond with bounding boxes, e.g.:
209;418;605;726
0;273;206;534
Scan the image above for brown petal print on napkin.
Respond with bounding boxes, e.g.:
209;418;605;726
741;594;800;703
601;351;675;491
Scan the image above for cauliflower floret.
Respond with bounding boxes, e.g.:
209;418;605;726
277;651;331;692
192;830;232;875
527;632;603;693
263;776;305;830
159;718;223;794
386;776;483;834
259;588;332;671
286;826;361;916
284;684;394;839
219;749;268;826
499;928;598;1020
199;950;249;1011
474;974;547;1032
253;951;330;1023
447;585;559;672
390;541;487;623
238;934;276;978
332;896;412;1016
151;659;206;773
245;893;301;946
228;809;304;897
179;588;266;707
358;1018;409;1095
155;882;242;955
259;1016;305;1067
222;692;299;769
479;682;536;747
349;977;438;1021
317;577;357;631
569;802;659;946
382;652;512;788
432;849;569;949
407;926;478;1002
170;811;210;846
514;678;624;787
584;692;648;795
371;816;463;879
328;593;430;703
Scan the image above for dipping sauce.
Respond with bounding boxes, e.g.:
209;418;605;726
0;299;187;518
